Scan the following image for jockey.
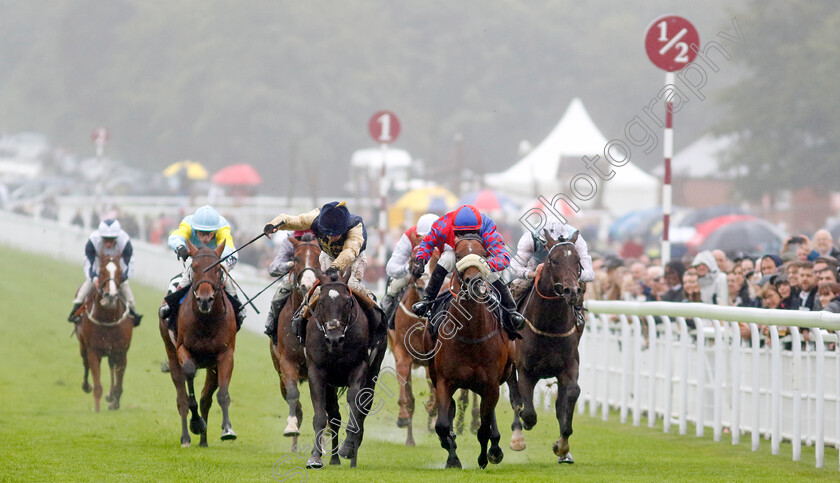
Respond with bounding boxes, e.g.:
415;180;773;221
410;205;525;339
263;201;382;344
509;217;594;322
381;213;439;329
68;219;142;325
158;205;246;330
262;229;314;343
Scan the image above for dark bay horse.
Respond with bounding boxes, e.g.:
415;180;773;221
77;253;134;412
427;234;512;469
507;230;583;464
159;240;238;447
269;234;320;451
303;269;386;469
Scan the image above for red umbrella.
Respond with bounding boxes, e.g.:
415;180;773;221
458;189;519;213
211;163;262;185
687;214;755;248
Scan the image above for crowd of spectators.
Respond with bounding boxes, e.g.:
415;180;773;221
585;230;840;349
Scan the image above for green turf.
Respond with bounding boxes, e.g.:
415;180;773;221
1;245;838;482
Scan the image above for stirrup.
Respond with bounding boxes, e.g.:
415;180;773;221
574;307;586;327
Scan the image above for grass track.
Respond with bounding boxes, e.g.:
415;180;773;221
1;246;838;481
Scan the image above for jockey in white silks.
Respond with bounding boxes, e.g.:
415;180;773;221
262;229;315;342
68;219;142;325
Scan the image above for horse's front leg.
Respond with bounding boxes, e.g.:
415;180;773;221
277;353;302;440
434;380;460;469
554;362;581;464
517;368;539;430
85;349;103;412
107;353;126;410
198;367;218;447
216;349;237;441
506;366;526;451
476;384;503;469
177;345;205;436
338;363;369;467
325;387;341;466
306;367;328;469
425;376;438;433
79;340;92;394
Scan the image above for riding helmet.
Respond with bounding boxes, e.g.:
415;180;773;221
416;213;439;236
452;205;482;232
191;205;222;232
317;201;351;237
97;219;122;238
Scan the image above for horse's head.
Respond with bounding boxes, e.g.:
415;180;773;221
541;229;582;304
454;233;492;301
313;268;357;352
290;234;320;296
189;239;225;315
97;254;122;308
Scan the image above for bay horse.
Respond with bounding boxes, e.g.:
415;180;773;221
269;234;320;451
427;233;512;469
507;230;583;463
76;253;134;412
303;269;386;469
159;240;238;447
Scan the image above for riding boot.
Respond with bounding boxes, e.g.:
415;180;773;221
412;265;448;317
492;279;524;340
291;305;307;345
575;281;587;327
68;303;82;323
129;306;143;327
226;292;245;331
162;285;190;334
264;290;291;343
381;292;398;330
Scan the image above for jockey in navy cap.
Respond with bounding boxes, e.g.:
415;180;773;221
410;205;525;339
264;201;382;345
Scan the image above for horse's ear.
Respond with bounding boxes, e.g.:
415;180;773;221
187;238;198;256
408;230;421;247
341;267;352;284
215;239;226;258
569;230;579;244
289;237;300;248
543;229;556;246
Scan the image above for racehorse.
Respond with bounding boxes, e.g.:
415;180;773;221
269;234;320;451
159;240;238;447
303;269;387;469
427;233;512;469
76;253;134;412
507;230;583;464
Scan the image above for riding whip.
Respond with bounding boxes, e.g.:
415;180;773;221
220;266;261;314
204;220;285;272
240;274;285;309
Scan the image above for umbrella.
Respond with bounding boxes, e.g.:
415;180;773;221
687;214;756;248
459;189;519;214
608;207;661;241
162;160;208;180
211;163;262;185
698;218;786;255
678;205;749;227
388;185;458;228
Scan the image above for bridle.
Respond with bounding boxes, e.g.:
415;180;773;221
191;252;224;299
451;233;489;296
289;241;320;295
311;281;359;338
534;241;580;300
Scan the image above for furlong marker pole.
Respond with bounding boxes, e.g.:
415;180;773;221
378;142;388;295
662;71;674;266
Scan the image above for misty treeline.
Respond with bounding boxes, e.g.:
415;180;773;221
1;0;835;199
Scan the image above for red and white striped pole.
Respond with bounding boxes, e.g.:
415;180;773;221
662;71;674;266
378;143;389;295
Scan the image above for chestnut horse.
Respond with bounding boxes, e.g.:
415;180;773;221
427;234;512;469
507;230;583;464
303;269;387;469
269;234;321;451
159;240;238;447
76;253;134;412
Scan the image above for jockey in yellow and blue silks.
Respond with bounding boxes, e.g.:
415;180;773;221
68;219;142;325
158;205;246;331
411;204;524;339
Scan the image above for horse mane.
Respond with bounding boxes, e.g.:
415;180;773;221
299;233;315;242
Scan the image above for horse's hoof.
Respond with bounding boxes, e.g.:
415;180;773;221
510;431;526;451
558;452;574;464
283;416;300;436
553;439;570;457
445;457;462;469
189;417;206;435
306;457;323;469
478;454;488;469
221;428;237;441
521;410;537;430
396;416;411;428
105;394;113;402
338;441;356;459
181;442;190;448
406;439;415;447
82;382;92;393
488;446;504;465
160;361;170;373
108;401;120;411
329;455;341;466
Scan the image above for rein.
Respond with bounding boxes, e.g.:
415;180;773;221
525;241;580;338
312;281;359;336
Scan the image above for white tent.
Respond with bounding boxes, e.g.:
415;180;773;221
485;98;659;215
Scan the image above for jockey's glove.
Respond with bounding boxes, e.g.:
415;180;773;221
411;259;426;279
263;223;277;236
176;245;189;261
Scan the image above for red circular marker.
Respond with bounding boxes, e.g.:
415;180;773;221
368;111;401;144
91;127;109;144
645;15;700;72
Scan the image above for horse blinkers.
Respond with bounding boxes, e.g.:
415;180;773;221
542;242;581;303
314;284;357;351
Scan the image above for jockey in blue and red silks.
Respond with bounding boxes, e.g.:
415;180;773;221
410;204;524;339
